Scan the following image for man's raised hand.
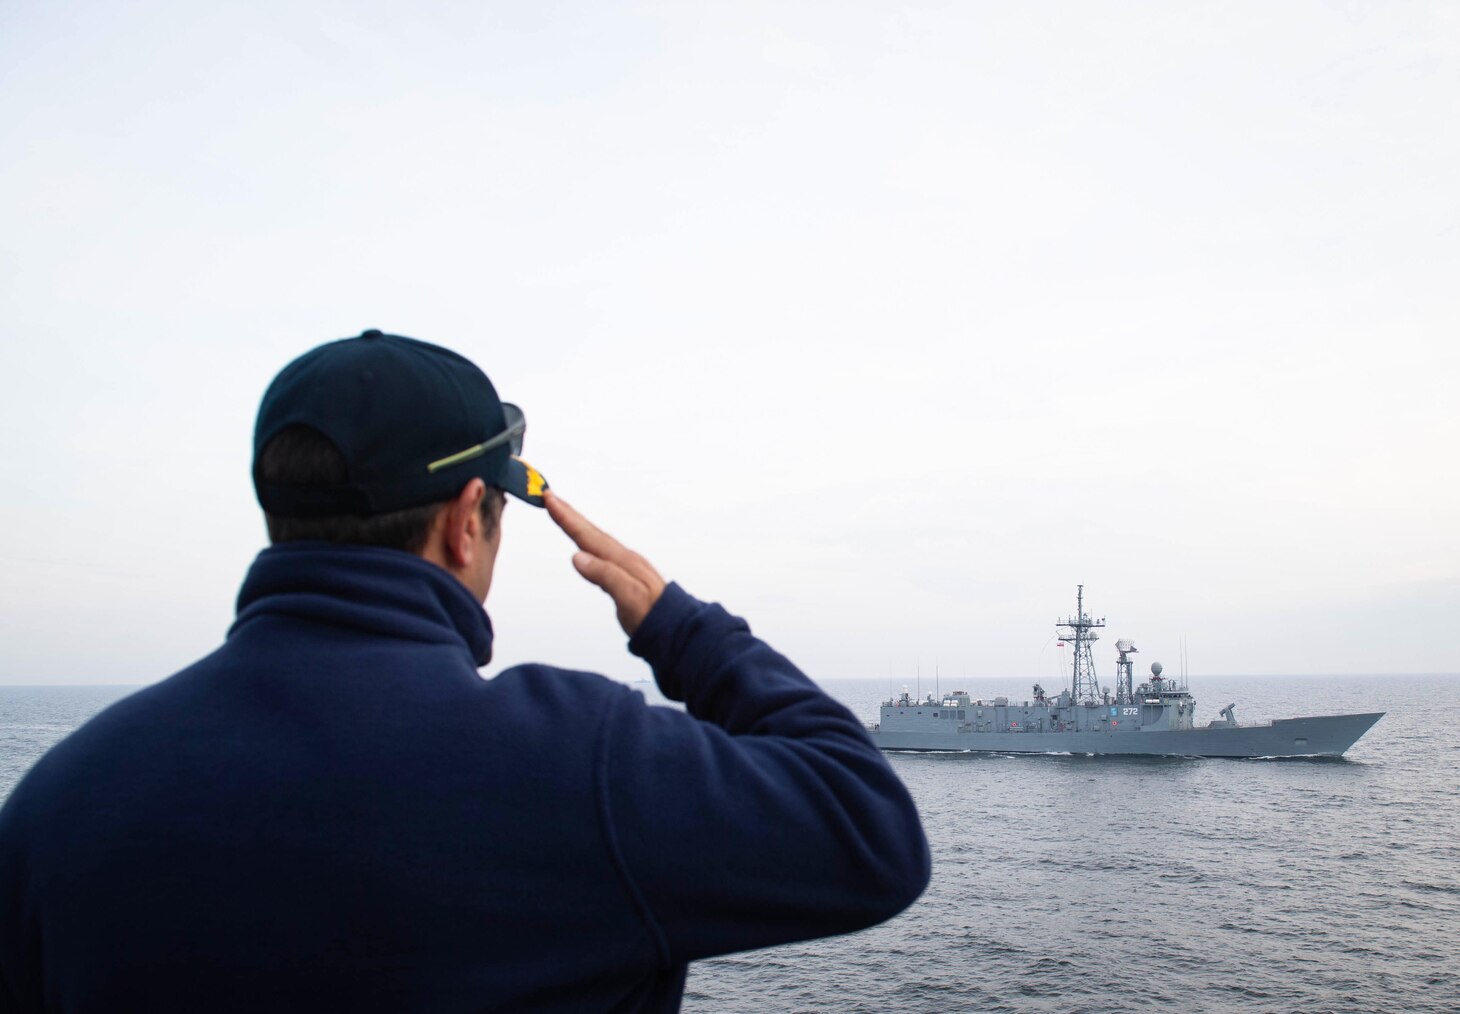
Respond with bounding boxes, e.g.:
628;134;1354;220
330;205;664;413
545;491;667;637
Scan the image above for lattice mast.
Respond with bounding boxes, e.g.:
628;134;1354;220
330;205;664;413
1057;585;1105;704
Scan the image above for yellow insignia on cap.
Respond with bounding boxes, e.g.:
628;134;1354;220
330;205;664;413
516;457;547;499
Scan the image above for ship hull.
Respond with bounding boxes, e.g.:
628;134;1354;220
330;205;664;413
870;712;1384;758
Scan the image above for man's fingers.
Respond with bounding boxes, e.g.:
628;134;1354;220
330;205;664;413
548;493;628;559
548;492;664;587
571;551;617;588
572;551;655;635
548;491;666;636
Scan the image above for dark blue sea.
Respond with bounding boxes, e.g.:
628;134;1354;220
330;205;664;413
4;674;1457;1013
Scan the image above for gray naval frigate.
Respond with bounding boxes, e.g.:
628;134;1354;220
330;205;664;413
869;586;1383;758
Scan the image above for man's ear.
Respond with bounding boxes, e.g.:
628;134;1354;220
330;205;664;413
440;478;488;568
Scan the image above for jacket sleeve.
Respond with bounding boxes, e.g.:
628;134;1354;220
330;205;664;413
596;583;930;966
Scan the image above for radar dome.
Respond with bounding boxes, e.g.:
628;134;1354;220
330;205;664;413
1151;662;1164;676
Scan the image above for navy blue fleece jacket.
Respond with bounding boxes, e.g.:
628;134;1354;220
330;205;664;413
0;543;929;1012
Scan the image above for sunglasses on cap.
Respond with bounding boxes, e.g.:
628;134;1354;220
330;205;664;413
426;403;526;474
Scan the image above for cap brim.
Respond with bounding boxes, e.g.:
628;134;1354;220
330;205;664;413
500;456;549;507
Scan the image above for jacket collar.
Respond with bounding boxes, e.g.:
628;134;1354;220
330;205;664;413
230;542;494;666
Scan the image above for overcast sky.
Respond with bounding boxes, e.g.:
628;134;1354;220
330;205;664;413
2;0;1456;691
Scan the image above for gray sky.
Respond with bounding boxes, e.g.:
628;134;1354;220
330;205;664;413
2;0;1457;687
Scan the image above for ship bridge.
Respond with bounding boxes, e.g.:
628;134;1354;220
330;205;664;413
1136;661;1191;705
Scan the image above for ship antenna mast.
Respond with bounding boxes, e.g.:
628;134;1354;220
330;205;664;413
1056;584;1105;704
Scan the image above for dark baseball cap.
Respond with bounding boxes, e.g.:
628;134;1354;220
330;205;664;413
253;329;549;517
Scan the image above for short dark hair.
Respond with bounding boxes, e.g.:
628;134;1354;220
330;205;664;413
258;425;503;552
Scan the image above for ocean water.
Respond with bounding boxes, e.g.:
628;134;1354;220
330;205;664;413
3;675;1457;1013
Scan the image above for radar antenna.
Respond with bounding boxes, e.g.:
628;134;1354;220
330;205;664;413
1057;584;1105;704
1115;638;1138;705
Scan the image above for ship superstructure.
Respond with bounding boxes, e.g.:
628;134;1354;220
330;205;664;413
868;587;1382;758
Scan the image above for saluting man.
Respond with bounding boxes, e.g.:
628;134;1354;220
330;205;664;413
0;329;929;1013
